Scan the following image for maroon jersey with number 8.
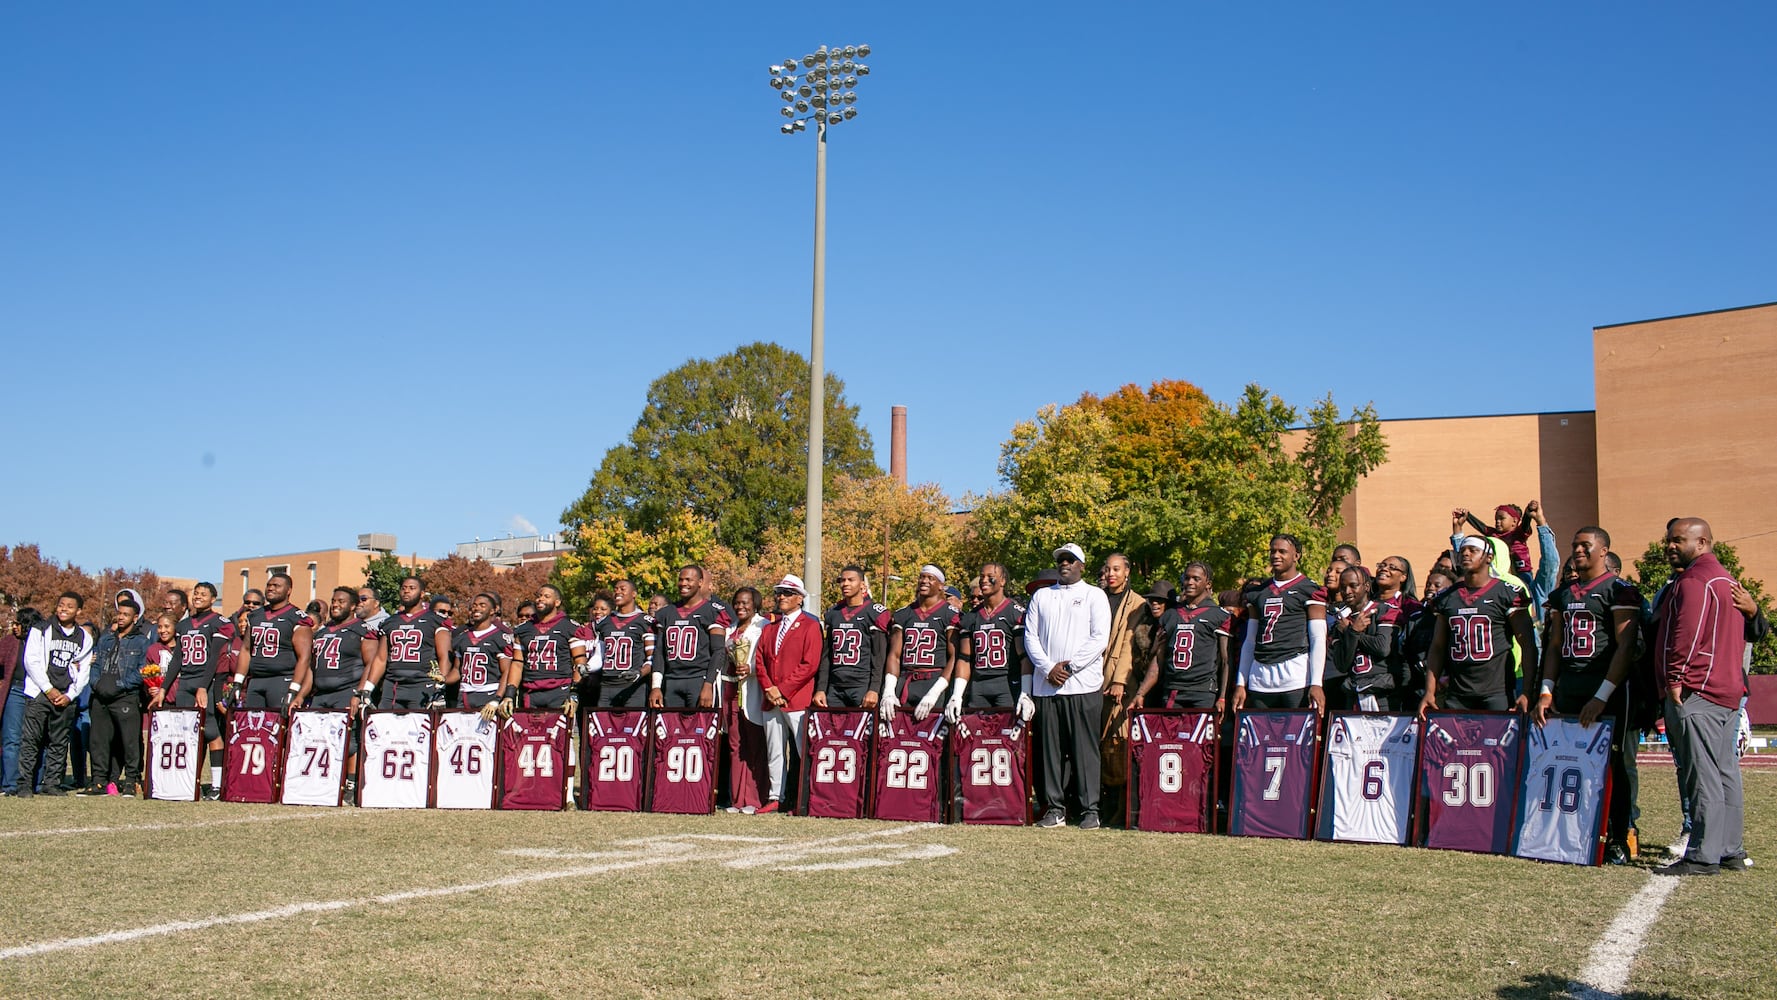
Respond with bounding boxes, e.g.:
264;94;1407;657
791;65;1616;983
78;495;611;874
802;708;873;819
1129;709;1217;833
649;710;719;814
498;712;570;810
222;710;286;803
872;713;945;822
583;709;649;812
951;710;1030;825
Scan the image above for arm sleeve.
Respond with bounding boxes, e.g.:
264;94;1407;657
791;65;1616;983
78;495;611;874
1236;621;1257;687
814;627;832;694
783;623;823;701
705;632;725;686
754;628;779;691
1103;602;1135;685
1661;576;1712;689
1307;618;1328;686
22;629;50;693
66;638;95;700
1464;513;1491;536
868;631;887;694
1747;608;1770;644
1352;624;1393;659
1071;591;1111;671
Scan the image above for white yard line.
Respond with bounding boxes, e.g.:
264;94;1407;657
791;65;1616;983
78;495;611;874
1566;834;1691;1000
0;824;930;962
0;810;353;839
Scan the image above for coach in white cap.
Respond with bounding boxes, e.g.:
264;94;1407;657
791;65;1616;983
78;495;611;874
1023;542;1112;829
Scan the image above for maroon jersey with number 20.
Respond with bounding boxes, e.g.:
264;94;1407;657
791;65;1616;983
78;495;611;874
583;709;649;812
498;712;571;811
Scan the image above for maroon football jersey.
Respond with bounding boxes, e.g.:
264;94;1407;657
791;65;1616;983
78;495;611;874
1229;711;1320;839
802;708;873;819
871;713;945;823
1129;709;1217;833
498;712;571;811
583;709;649;812
1419;711;1522;854
222;710;286;803
951;710;1030;825
649;709;719;815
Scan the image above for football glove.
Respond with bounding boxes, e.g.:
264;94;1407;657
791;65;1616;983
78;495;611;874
219;676;240;708
426;665;446;685
913;679;947;722
943;679;968;725
1016;692;1036;723
497;696;515;720
478;700;501;722
878;689;899;723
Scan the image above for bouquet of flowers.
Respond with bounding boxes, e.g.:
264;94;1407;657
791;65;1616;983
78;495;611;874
141;661;164;693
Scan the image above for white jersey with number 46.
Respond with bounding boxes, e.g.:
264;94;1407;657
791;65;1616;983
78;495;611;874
434;711;497;809
282;711;350;807
149;709;203;801
361;712;435;809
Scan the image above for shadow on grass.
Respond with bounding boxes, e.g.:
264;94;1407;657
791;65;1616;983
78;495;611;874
1496;973;1688;1000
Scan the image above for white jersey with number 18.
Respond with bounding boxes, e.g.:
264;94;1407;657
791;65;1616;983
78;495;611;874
1513;717;1612;865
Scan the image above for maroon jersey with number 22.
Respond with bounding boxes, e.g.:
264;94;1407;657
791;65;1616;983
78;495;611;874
872;713;945;822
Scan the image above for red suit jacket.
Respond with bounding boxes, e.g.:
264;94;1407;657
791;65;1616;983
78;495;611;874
756;610;823;713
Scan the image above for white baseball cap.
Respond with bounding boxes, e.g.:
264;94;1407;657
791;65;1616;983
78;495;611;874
1053;543;1086;564
773;574;808;597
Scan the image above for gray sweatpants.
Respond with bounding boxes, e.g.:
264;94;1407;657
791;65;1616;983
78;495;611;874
1665;693;1745;864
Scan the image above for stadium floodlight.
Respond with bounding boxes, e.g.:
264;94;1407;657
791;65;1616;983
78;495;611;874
761;44;875;603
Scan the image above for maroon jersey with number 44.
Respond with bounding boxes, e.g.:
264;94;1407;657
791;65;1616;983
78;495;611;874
802;709;873;819
951;710;1030;825
222;710;286;803
650;710;719;814
583;709;649;812
872;713;945;823
498;712;571;810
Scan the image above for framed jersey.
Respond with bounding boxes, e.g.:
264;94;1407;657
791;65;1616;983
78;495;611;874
1315;713;1419;845
498;711;572;811
583;709;650;812
222;710;286;804
1416;711;1523;855
801;708;873;819
359;711;435;809
871;713;946;823
147;708;203;802
649;709;720;815
1512;717;1613;866
1229;711;1320;839
1126;709;1217;834
281;710;350;807
950;710;1031;826
434;711;497;810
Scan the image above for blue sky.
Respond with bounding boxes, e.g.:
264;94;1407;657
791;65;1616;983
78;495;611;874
4;3;1773;580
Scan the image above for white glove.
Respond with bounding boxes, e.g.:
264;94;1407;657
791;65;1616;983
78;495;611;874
1016;692;1036;723
879;688;899;723
913;679;947;721
943;680;968;725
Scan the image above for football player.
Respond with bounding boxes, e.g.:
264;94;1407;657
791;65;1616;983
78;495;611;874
230;573;313;712
510;584;585;716
1135;562;1231;712
449;592;515;716
595;580;656;709
308;586;382;787
881;565;959;722
158;581;235;794
813;565;889;711
945;563;1026;721
649;566;729;709
372;576;452;709
1419;535;1536;715
1232;535;1329;714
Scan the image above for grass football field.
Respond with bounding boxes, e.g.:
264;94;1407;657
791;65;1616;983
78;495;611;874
1;767;1770;999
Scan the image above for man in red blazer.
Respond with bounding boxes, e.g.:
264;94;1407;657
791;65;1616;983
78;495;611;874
754;574;823;814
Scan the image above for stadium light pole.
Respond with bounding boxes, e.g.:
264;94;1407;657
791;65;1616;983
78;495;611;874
769;43;871;603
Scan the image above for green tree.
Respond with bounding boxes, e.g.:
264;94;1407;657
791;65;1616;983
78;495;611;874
553;509;735;610
752;474;965;609
561;342;880;557
1632;539;1775;673
964;381;1387;589
361;552;408;609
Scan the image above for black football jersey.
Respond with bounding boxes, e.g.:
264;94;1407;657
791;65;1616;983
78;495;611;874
598;610;656;682
1549;573;1642;678
452;624;515;696
892;602;959;672
514;612;580;690
310;618;377;693
1156;602;1232;697
245;603;314;679
1436;579;1528;700
1251;574;1325;663
173;611;236;687
825;601;892;682
959;598;1025;680
655;599;733;680
381;608;449;681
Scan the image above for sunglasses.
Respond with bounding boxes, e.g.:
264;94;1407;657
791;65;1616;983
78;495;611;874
357;595;373;602
1056;555;1080;565
244;601;264;608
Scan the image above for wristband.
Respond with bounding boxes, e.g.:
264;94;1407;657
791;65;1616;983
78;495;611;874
233;674;246;685
1594;680;1616;701
287;682;302;693
651;672;664;690
1539;680;1554;697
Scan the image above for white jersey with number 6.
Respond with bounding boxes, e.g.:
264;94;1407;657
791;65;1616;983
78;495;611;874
1513;717;1613;865
1316;713;1418;845
435;711;497;809
148;708;203;801
281;711;350;807
360;712;435;809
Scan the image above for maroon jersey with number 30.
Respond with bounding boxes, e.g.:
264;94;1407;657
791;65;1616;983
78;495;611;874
649;710;719;815
1419;711;1522;854
222;710;285;803
1129;709;1217;833
951;710;1030;825
802;709;873;818
498;712;570;810
583;709;649;812
872;713;945;822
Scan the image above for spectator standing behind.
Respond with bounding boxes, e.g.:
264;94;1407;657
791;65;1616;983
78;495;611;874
1097;553;1154;824
2;608;42;795
1461;502;1535;581
355;587;389;632
81;596;153;796
1024;543;1111;830
1655;518;1750;876
754;575;822;815
723;586;770;813
16;593;97;797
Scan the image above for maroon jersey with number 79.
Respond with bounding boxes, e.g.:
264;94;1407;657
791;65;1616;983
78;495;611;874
222;710;285;803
